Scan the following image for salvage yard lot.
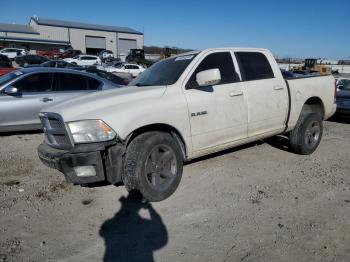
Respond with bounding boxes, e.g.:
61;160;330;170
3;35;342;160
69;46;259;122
0;119;349;262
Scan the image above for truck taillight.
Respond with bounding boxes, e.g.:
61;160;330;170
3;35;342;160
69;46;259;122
334;80;337;102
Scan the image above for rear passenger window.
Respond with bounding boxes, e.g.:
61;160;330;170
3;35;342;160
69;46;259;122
88;77;101;90
187;52;238;89
14;73;53;92
56;73;87;91
235;52;274;81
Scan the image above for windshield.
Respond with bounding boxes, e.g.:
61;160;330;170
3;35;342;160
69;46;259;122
0;71;22;87
129;54;197;86
114;63;124;68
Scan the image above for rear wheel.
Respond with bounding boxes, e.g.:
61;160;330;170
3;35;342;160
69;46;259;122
123;132;183;202
289;113;323;155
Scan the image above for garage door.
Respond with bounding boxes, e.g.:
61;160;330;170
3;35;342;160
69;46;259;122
85;36;106;49
118;39;137;56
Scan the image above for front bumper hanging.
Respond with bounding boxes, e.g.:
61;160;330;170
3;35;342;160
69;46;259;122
37;141;124;185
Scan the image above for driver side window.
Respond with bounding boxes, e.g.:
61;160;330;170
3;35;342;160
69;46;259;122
14;73;53;92
186;52;238;89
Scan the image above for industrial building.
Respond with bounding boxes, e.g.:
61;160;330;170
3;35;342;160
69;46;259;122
0;16;143;58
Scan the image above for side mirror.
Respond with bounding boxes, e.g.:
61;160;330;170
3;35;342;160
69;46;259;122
196;68;221;87
3;86;20;96
337;85;344;90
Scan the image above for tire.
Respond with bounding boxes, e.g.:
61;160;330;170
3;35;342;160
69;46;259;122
289;113;323;155
123;132;183;202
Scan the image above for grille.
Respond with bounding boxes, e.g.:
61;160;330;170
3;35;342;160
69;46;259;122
39;113;72;149
52;134;70;145
48;118;64;129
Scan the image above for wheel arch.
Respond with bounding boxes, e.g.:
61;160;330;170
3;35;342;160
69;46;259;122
125;123;188;160
301;96;325;119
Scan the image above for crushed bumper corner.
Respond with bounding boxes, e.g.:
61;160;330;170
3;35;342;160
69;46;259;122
38;142;124;185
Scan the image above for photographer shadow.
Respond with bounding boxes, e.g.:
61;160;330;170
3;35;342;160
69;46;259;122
99;192;168;262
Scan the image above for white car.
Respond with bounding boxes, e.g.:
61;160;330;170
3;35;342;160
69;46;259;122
105;63;145;77
99;50;114;60
0;48;26;59
38;47;337;202
64;55;102;66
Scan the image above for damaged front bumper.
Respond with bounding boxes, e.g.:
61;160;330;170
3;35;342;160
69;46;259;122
38;141;124;185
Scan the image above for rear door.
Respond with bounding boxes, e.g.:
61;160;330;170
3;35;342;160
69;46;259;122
235;51;288;137
124;65;132;74
79;56;89;66
184;51;248;152
0;72;54;128
129;65;141;77
50;73;101;104
81;56;98;66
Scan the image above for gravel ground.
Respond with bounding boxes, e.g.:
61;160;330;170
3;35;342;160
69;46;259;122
0;119;349;262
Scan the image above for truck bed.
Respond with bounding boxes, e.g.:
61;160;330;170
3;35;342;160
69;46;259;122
285;74;336;130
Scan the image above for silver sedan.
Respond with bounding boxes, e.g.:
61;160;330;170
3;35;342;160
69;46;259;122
0;67;121;132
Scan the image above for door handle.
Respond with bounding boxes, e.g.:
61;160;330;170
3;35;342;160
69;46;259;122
229;91;243;97
273;86;284;90
41;97;53;102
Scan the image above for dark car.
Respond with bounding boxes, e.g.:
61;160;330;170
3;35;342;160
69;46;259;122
0;67;121;132
15;55;50;67
74;67;129;85
281;69;307;79
0;54;16;76
56;49;82;59
27;60;82;69
336;78;350;115
0;54;12;68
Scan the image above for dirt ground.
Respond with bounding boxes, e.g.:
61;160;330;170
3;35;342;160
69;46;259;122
0;118;349;262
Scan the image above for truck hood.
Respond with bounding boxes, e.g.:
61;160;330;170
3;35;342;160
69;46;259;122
42;85;166;122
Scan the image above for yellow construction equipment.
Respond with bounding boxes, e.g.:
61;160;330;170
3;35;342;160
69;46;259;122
291;58;331;75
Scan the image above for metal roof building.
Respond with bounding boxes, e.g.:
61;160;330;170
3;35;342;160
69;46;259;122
0;17;143;58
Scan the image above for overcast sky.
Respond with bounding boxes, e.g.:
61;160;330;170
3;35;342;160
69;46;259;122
1;0;349;59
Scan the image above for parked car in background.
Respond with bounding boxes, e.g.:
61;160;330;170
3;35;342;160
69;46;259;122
37;48;336;202
56;49;82;59
0;54;12;68
336;78;350;115
75;67;129;86
0;54;16;76
0;48;27;59
99;50;114;61
37;48;62;59
0;67;121;132
280;69;306;79
105;63;145;77
15;54;50;67
27;60;81;69
64;55;102;66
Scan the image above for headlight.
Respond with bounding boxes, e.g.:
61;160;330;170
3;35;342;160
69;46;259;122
68;120;116;143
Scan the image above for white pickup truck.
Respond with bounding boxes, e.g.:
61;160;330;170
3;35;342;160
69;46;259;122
38;48;337;201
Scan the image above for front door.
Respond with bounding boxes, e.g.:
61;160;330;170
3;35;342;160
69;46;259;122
184;51;248;152
0;72;54;129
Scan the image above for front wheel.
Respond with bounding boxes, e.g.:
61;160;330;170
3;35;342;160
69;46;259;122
289;113;323;155
123;132;183;202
